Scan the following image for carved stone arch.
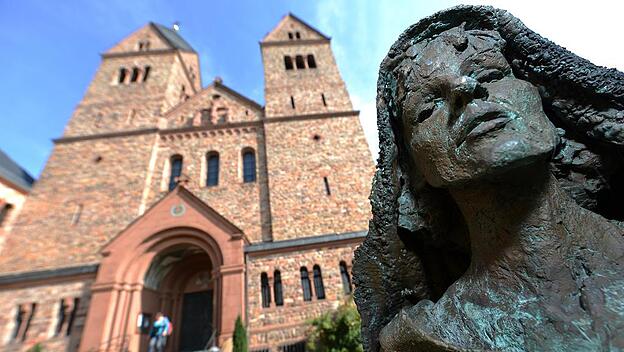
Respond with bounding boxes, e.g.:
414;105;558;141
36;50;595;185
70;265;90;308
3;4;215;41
80;187;246;352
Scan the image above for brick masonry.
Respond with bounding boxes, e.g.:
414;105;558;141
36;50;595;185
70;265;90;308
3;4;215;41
0;278;93;352
0;14;374;352
246;243;358;349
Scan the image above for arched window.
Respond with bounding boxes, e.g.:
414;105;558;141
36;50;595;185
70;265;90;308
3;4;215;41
295;31;301;39
284;56;294;70
169;155;183;191
340;261;352;294
118;68;128;84
307;55;317;69
143;66;151;82
300;267;312;301
261;272;271;308
130;67;140;82
274;270;284;306
206;152;219;187
313;265;325;300
295;55;305;69
242;149;256;183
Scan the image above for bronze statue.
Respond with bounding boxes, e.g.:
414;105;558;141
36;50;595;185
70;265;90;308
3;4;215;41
353;5;624;351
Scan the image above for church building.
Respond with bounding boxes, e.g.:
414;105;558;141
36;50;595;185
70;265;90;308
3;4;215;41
0;14;374;352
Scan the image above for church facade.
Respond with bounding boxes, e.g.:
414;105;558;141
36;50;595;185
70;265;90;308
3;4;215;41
0;14;374;352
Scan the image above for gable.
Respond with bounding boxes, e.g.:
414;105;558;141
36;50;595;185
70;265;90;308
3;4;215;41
263;14;329;43
106;23;195;54
102;186;245;254
106;24;172;54
163;80;263;128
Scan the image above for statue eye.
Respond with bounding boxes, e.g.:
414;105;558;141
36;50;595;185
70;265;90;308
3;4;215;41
417;106;434;122
416;99;444;123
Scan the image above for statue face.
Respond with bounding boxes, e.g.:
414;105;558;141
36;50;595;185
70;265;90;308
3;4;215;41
398;28;557;187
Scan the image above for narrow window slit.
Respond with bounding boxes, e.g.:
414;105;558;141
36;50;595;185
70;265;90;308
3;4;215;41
324;177;331;195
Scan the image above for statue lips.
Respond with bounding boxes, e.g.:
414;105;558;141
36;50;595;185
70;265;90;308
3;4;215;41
454;101;514;146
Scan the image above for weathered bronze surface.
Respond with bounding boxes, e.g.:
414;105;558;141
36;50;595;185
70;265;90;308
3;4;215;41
353;5;624;351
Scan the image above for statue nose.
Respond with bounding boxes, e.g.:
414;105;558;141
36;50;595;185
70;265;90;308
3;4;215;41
449;76;486;118
451;76;479;100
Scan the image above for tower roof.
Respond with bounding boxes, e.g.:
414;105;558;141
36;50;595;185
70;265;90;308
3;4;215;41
0;149;34;192
105;22;196;55
262;13;330;43
150;22;196;53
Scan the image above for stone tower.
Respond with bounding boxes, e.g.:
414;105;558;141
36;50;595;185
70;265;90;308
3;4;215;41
260;14;372;241
0;16;374;352
66;22;201;136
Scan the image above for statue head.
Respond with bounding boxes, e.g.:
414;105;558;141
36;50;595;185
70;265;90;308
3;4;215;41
397;25;558;187
354;5;624;351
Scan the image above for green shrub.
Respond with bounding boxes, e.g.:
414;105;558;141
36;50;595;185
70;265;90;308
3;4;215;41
28;344;44;352
232;315;248;352
307;297;363;352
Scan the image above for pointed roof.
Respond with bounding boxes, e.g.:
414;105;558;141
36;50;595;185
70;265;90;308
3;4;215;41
0;149;34;193
150;22;196;52
262;13;330;43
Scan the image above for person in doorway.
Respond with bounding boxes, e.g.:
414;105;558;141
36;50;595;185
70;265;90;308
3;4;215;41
148;312;171;352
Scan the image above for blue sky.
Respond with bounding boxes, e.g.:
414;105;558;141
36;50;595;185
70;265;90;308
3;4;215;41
1;0;622;178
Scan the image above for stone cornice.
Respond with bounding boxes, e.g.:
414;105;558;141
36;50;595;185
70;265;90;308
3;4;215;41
101;48;178;59
53;128;159;144
53;111;359;144
264;110;359;124
245;230;367;256
260;38;330;48
0;264;99;287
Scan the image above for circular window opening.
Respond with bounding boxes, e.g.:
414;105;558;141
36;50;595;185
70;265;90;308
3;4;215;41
94;156;103;163
313;134;321;141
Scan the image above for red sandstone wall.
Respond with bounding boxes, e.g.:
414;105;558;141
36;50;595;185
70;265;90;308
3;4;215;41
261;42;352;118
0;135;155;273
263;115;373;241
146;127;266;242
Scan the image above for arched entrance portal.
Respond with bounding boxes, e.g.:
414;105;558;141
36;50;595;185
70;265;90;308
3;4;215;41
79;187;246;352
142;245;217;351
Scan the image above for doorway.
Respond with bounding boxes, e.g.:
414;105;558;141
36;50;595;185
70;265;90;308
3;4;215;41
179;290;214;351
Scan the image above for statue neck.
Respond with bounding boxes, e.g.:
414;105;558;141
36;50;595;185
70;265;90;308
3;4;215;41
449;165;572;275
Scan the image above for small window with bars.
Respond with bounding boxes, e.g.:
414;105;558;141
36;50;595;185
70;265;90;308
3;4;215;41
313;265;325;300
300;267;312;301
261;272;271;308
274;270;284;306
340;261;352;294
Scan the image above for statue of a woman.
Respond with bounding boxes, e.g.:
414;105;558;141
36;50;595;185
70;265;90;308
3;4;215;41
353;6;624;351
